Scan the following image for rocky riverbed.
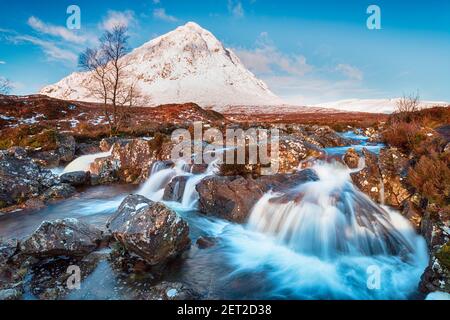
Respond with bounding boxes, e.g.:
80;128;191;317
0;98;449;300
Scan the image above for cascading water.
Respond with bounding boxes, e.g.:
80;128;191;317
220;161;428;299
62;148;113;174
180;160;219;209
138;161;188;201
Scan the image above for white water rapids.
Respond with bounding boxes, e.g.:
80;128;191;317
29;141;428;299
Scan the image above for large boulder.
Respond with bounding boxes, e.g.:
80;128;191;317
20;218;104;258
91;137;174;184
107;195;190;266
0;148;58;208
196;169;319;223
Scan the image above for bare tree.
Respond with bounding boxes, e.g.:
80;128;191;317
0;77;12;94
392;91;421;123
79;25;142;135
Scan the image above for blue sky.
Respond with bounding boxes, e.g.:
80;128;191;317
0;0;449;104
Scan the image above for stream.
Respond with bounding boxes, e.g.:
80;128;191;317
0;133;429;300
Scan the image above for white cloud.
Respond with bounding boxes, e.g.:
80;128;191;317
234;32;312;76
101;10;136;31
228;0;244;18
27;16;86;44
335;63;363;81
0;61;5;64
153;8;179;22
13;35;78;64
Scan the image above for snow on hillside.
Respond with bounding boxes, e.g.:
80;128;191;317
313;98;448;114
40;22;284;108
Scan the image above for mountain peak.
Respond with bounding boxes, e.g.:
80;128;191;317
40;22;284;107
181;21;205;31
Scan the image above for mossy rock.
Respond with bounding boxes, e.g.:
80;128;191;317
436;242;450;271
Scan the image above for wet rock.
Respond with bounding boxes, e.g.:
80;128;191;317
0;149;58;208
29;251;106;300
40;183;76;202
31;151;61;168
163;176;189;202
60;171;91;187
92;138;172;184
401;200;423;231
0;288;23;300
56;134;76;163
350;149;382;204
350;148;411;208
419;210;450;294
99;137;131;152
107;195;190;266
196;236;217;249
343;148;360;169
197;169;319;223
21;218;104;258
305;125;352;148
137;281;200;300
275;136;323;174
76;142;101;156
90;157;119;184
378;148;411;208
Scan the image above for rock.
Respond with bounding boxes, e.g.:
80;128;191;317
90;157;119;184
305;125;352;148
60;171;91;187
218;132;323;176
378;148;411;208
0;239;18;269
197;169;319;223
136;281;200;300
343;148;360;169
40;183;76;202
275;136;323;174
0;149;58;208
28;251;106;300
402;200;422;231
75;142;101;156
350;149;382;203
163;176;189;202
350;148;411;208
99;137;131;152
21;218;104;258
55;134;76;163
31;151;61;168
0;288;23;300
107;195;190;266
196;236;217;249
419;211;450;295
92;138;172;184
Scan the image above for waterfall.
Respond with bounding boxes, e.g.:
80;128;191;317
219;160;428;299
180;160;219;209
137;161;188;201
248;161;420;259
62;148;112;174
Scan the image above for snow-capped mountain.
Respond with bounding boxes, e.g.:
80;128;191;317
314;98;448;114
40;22;284;107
